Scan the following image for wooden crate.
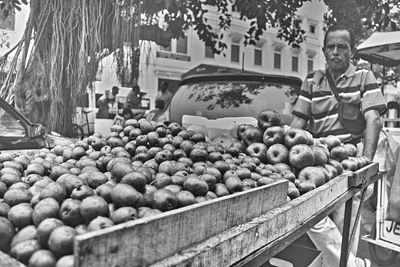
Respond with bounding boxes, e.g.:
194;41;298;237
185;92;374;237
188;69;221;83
74;179;288;267
348;162;379;187
151;172;354;266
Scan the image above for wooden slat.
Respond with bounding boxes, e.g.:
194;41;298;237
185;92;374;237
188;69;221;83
0;251;26;267
348;162;379;187
150;173;351;267
75;180;288;267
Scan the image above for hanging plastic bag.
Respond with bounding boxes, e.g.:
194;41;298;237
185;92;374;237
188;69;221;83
383;130;400;222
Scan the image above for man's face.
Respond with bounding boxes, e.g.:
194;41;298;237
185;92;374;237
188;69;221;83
323;30;353;73
112;89;118;96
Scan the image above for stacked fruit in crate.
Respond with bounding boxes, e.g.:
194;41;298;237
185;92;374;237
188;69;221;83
0;113;370;266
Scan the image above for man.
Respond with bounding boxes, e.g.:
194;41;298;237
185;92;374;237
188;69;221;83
125;84;142;109
155;82;172;109
96;86;122;119
291;25;387;266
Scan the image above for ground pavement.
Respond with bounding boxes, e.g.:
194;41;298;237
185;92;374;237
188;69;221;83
357;199;400;267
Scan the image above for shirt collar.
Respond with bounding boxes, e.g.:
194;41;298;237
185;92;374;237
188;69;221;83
341;63;356;78
313;63;356;85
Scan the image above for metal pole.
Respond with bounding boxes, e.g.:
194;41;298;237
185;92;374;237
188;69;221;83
242;52;245;72
382;66;386;94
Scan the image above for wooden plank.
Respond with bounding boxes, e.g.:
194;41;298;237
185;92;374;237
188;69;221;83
348;162;379;187
0;251;26;267
75;180;288;267
150;174;350;267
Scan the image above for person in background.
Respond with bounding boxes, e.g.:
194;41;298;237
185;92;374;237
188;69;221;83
291;25;386;267
155;82;172;109
96;86;122;119
125;84;142;109
107;86;121;119
96;90;110;119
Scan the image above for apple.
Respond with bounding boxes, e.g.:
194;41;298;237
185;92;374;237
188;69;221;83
341;158;358;172
282;170;296;183
146;131;160;147
349;157;364;169
257;109;281;131
311;145;328;166
284;128;309;148
328;159;344;175
315;166;331;182
154;150;173;164
245;142;268;163
266;144;289;164
297;166;326;187
257;168;273;177
287;182;300;199
343;143;358;157
295;180;316;195
324;164;338;180
168;122;183;136
289;144;315;170
273;163;292;174
242;126;263;146
257;176;276;186
323;135;342;151
59;198;84;227
330;145;351;162
263;126;285;147
236;124;250;141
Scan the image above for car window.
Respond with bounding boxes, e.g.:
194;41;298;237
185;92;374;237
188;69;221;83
0;107;26;137
170;80;300;125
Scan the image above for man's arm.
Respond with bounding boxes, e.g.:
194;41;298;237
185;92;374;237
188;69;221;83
363;109;382;160
290;115;308;130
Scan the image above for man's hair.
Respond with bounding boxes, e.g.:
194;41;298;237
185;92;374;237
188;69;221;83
132;85;140;91
323;25;356;49
112;86;119;91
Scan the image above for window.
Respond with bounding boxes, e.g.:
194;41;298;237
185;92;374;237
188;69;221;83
176;36;188;54
308;58;314;73
254;48;262;66
231;44;240;63
292;55;299;72
309;24;316;34
159;41;172;52
274;50;281;69
205;45;214;58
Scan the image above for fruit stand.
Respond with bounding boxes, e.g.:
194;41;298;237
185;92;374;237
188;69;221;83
0;163;380;267
0;117;383;267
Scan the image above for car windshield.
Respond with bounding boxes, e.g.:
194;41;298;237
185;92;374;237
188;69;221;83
169;79;300;125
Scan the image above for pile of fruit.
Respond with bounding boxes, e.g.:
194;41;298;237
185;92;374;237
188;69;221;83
0;112;371;266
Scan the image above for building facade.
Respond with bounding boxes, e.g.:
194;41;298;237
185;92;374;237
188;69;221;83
134;0;327;109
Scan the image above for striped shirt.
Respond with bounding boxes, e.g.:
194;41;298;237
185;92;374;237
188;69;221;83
293;63;387;143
